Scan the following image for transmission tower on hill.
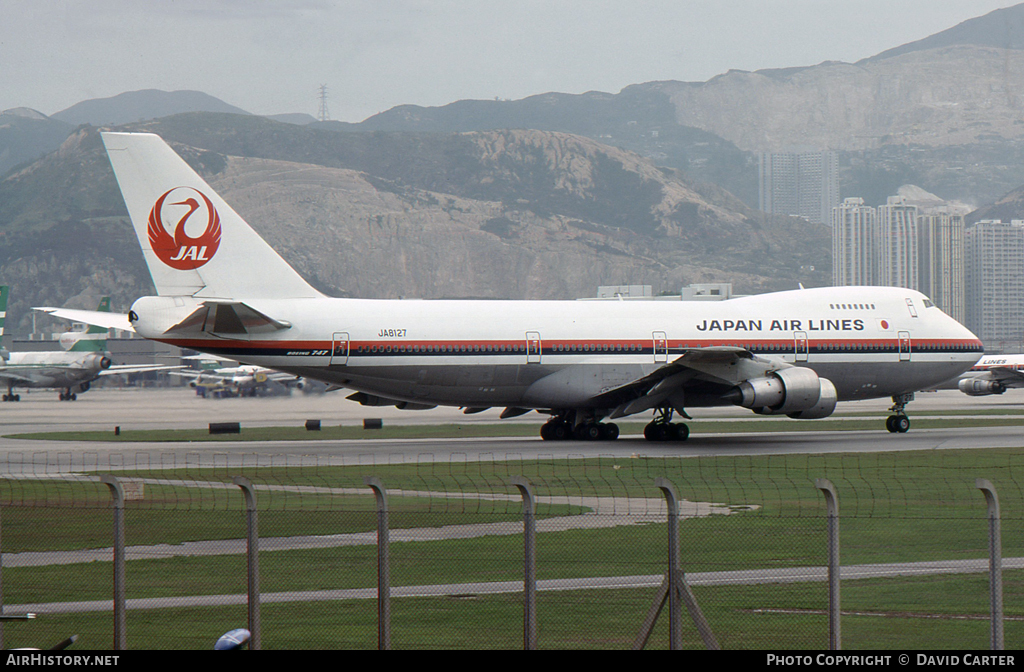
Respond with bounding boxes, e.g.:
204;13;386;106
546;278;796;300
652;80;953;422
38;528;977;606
317;84;330;122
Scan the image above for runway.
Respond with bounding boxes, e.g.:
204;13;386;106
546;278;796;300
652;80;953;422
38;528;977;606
0;387;1022;470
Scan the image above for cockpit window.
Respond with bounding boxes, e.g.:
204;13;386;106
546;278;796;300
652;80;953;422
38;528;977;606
923;299;935;308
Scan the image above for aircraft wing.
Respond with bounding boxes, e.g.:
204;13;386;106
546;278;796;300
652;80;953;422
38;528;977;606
981;366;1024;387
100;364;183;376
0;370;38;386
33;307;134;332
592;346;769;419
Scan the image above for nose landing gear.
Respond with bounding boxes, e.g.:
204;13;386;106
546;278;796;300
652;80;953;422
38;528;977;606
885;393;913;433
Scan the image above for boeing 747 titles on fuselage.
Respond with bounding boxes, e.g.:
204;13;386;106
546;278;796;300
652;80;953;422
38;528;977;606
97;132;983;440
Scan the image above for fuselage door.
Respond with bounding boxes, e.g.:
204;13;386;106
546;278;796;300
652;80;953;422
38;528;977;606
794;331;809;363
331;332;350;365
653;331;668;363
526;331;542;364
898;331;911;362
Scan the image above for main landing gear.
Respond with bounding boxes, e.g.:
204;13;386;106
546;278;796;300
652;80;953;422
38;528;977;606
2;385;19;402
885;393;913;433
540;412;619;441
643;407;689;442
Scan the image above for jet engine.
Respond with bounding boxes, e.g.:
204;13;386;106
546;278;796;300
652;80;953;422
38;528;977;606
958;378;1006;396
727;367;837;419
84;353;112;371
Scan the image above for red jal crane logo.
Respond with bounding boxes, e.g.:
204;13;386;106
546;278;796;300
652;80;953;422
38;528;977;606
148;187;222;270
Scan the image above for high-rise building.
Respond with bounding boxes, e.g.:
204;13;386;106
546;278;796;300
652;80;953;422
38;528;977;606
759;150;839;225
965;220;1024;350
876;195;918;290
918;211;965;324
832;197;877;286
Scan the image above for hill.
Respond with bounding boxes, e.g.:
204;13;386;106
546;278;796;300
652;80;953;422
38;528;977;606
324;87;757;206
0;115;830;335
51;89;251;126
864;3;1024;63
0;109;72;176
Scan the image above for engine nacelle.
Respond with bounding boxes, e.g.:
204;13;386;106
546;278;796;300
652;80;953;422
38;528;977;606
787;377;838;419
84;353;112;370
731;367;836;418
959;377;1006;396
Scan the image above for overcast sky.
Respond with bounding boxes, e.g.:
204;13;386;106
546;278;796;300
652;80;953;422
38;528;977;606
1;0;1021;122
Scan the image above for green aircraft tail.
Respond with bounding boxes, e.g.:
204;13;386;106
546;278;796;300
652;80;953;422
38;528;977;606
0;285;8;344
66;296;110;352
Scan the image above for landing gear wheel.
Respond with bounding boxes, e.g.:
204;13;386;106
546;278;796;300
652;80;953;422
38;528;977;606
600;423;619;441
575;423;603;441
886;415;910;433
540;421;572;441
644;422;689;442
644;422;667;441
673;423;690;441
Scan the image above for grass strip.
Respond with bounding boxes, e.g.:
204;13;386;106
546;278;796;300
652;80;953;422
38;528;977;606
6;414;1024;442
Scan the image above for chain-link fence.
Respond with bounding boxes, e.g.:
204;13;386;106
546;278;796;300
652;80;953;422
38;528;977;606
0;449;1021;649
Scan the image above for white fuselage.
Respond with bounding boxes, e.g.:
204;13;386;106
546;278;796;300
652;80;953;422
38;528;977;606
1;351;108;389
131;285;982;415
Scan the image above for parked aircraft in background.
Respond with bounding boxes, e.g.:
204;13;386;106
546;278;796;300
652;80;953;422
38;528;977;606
174;354;304;397
83;132;984;439
1;290;170;401
946;354;1024;396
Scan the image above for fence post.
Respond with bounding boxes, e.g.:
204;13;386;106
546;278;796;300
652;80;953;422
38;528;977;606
510;476;537;650
232;476;260;650
976;478;1004;650
656;477;683;649
640;477;719;650
98;474;126;651
815;478;840;650
364;477;390;650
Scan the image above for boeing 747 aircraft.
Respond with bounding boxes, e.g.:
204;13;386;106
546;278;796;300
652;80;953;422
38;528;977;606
945;354;1024;396
94;132;983;439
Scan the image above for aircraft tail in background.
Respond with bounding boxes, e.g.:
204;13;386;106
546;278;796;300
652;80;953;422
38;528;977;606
0;285;8;360
101;132;321;301
62;297;111;352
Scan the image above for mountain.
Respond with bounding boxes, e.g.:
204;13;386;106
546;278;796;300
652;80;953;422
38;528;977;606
320;88;758;206
864;4;1024;63
645;44;1024;154
0;114;830;335
0;108;72;176
966;179;1024;223
51;89;251;126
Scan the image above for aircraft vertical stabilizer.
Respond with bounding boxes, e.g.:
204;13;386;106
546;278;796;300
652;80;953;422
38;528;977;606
0;285;8;358
101;132;322;301
66;297;111;352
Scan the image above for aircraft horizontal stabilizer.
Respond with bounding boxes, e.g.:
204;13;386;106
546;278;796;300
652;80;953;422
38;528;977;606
166;301;291;335
33;307;133;332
